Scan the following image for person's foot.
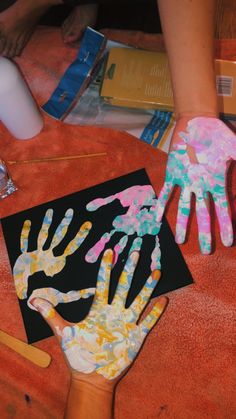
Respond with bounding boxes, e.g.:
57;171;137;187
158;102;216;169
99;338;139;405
0;0;55;58
61;3;98;46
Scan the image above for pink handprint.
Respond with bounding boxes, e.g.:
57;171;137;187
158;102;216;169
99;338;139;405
85;185;161;270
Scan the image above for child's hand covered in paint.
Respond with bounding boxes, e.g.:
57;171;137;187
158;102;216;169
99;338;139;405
85;185;162;270
32;249;167;381
13;208;92;299
157;117;236;254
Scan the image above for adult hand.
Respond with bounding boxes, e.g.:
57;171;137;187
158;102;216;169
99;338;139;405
13;208;92;299
32;248;167;383
156;117;236;254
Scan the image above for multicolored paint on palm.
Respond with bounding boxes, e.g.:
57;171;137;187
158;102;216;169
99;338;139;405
85;185;162;270
156;117;236;254
13;208;92;299
28;286;95;311
32;249;167;380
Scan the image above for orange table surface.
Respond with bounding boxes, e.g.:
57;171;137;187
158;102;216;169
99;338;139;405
0;28;235;419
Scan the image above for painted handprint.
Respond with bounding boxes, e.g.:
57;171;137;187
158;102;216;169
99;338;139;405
13;208;92;299
32;249;167;380
85;185;162;270
156;117;236;254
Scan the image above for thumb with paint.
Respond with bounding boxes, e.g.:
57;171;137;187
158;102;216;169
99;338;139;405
31;297;68;337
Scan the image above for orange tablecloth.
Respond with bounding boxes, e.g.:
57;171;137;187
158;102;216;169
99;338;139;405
0;28;235;419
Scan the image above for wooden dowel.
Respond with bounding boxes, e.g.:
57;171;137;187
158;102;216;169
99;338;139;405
7;152;107;165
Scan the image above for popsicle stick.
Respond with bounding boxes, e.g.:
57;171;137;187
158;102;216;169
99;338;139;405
7;152;107;165
0;329;51;368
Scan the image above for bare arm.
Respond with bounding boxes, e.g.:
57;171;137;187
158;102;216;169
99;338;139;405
157;0;218;119
66;375;114;419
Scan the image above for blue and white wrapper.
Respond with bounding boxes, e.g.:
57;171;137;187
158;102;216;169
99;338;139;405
0;159;17;200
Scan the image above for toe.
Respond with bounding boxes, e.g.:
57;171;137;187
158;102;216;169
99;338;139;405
2;40;13;57
61;14;75;38
0;34;6;54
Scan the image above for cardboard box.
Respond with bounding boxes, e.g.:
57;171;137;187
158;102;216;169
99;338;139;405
100;47;236;117
215;59;236;118
100;48;173;111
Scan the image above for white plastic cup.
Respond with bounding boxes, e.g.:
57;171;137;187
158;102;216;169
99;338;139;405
0;57;44;140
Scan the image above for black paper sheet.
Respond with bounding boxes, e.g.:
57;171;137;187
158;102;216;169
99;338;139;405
1;169;193;343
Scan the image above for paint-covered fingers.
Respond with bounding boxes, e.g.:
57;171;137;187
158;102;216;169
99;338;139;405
128;270;161;321
93;249;113;305
112;235;128;265
139;296;168;335
128;237;143;255
230;146;236;161
31;298;68;338
175;189;191;245
85;231;112;263
228;132;236;160
50;209;74;249
112;251;139;307
214;194;234;247
20;219;31;252
64;221;92;256
37;209;53;249
195;193;211;254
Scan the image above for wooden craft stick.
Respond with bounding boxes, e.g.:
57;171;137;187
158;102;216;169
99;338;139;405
7;152;107;165
0;329;51;368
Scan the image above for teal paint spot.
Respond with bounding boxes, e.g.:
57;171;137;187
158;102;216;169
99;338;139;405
213;184;225;195
181;207;190;216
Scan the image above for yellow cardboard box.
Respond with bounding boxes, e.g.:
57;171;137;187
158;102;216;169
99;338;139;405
100;47;236;117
